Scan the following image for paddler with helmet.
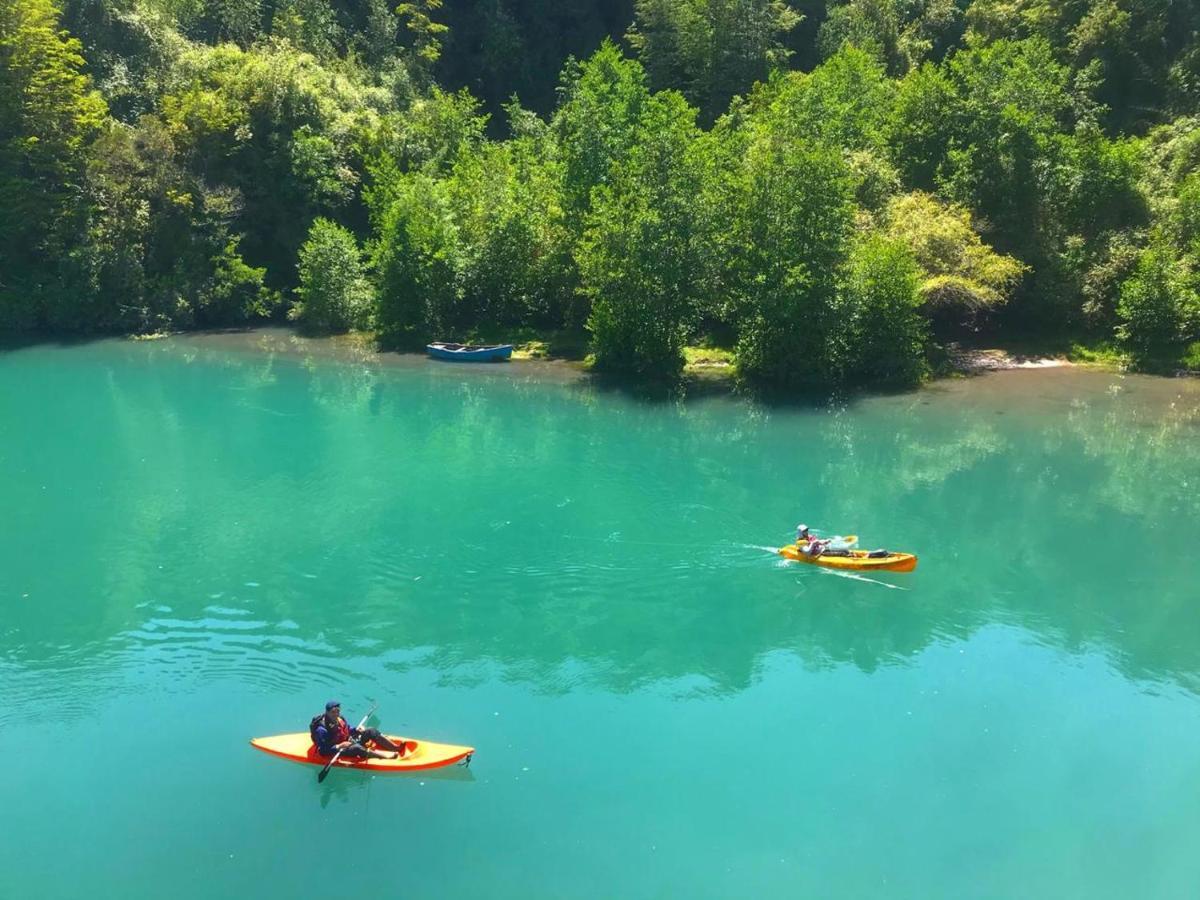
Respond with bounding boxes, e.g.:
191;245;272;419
796;524;851;557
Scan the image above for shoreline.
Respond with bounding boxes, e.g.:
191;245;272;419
15;326;1200;391
942;346;1081;374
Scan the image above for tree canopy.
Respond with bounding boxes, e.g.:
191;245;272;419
4;0;1200;379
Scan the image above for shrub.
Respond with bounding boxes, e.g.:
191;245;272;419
837;233;928;385
1116;240;1197;363
294;218;373;332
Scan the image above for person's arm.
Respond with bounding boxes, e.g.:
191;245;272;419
314;723;332;752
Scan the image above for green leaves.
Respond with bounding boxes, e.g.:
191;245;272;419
1117;237;1199;363
725;132;856;388
579;90;704;378
883;191;1026;312
628;0;801;122
0;0;106;330
295;218;373;332
397;0;448;81
371;172;457;347
837;233;927;385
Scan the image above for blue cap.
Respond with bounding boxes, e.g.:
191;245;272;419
325;700;341;711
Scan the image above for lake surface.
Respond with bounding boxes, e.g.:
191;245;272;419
2;332;1199;898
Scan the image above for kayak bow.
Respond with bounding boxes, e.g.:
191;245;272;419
250;733;474;772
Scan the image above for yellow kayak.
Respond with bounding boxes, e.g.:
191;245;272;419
250;733;474;772
779;542;918;573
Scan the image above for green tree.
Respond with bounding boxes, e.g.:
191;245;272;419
819;0;966;74
819;0;905;72
61;0;182;122
627;0;801;121
837;232;927;384
197;0;265;46
196;236;279;324
552;42;651;230
271;0;341;59
371;172;458;346
726;134;855;388
1117;238;1197;363
368;86;486;180
757;45;894;151
396;0;448;85
937;38;1073;258
886;60;956;189
158;41;390;289
883;191;1026;313
294;217;373;331
0;0;106;331
577;90;704;378
443;133;574;328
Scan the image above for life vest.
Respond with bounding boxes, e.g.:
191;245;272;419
310;713;350;750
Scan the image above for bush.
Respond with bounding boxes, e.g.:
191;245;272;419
294;219;373;332
837;233;927;385
195;238;280;325
1116;241;1197;363
577;91;703;379
728;137;856;389
884;191;1025;313
371;174;458;347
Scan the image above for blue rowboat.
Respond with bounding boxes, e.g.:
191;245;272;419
426;342;514;362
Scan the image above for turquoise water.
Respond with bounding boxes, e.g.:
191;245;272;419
2;332;1199;898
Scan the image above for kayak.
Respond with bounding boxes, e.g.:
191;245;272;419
779;542;918;573
250;733;474;772
427;342;513;362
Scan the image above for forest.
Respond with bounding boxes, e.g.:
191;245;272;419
4;0;1200;384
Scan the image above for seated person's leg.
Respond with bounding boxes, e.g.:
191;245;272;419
356;727;400;752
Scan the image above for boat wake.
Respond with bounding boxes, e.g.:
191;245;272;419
816;567;908;591
737;543;784;555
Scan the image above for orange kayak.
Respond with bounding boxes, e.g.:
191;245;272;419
779;543;917;573
250;733;474;772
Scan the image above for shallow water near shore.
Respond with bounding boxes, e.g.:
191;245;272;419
2;333;1199;898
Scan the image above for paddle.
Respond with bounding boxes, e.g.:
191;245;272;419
317;703;377;783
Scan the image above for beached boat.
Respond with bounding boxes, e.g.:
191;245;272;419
427;342;514;362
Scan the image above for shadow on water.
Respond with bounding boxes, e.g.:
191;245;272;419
584;359;918;411
0;332;114;353
3;333;1200;708
0;327;273;355
314;763;475;808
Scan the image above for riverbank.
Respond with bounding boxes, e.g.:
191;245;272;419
945;337;1200;377
39;326;1200;392
118;328;782;396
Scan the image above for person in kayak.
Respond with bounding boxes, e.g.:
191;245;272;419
311;701;406;760
796;524;828;557
796;524;849;557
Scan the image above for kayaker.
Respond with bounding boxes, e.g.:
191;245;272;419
796;524;849;558
796;524;829;557
311;701;406;760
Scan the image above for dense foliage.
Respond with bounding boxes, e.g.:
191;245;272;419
294;217;374;331
5;0;1200;382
